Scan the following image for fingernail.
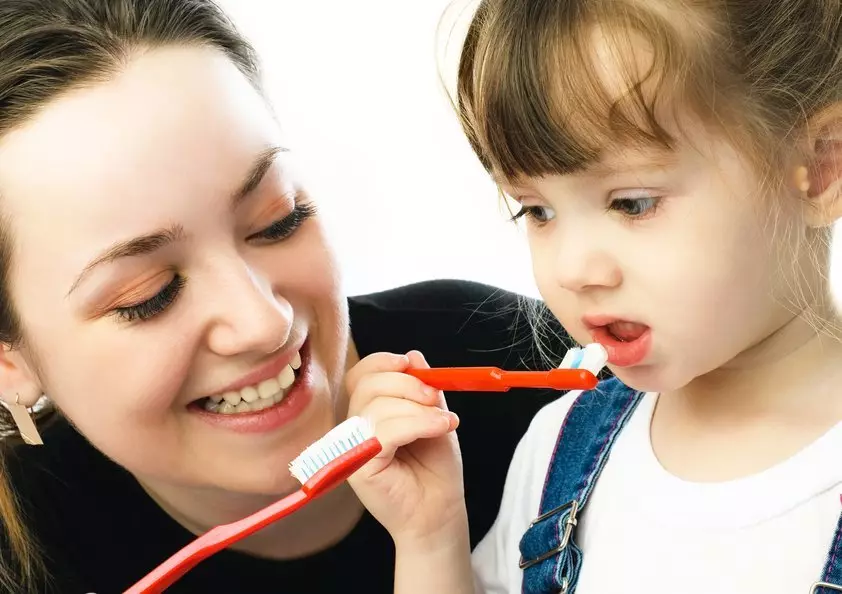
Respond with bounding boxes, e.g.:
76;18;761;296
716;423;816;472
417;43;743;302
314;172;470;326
442;410;459;429
408;350;427;363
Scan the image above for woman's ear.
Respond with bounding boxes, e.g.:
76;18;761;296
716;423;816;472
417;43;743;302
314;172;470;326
0;345;43;408
801;105;842;227
0;346;45;445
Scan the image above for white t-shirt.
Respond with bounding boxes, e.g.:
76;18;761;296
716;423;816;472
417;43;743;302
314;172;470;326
473;390;842;593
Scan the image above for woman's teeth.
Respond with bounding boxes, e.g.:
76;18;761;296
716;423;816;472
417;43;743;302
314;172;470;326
202;351;302;415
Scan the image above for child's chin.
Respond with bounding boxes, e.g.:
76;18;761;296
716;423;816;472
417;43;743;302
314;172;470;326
610;364;688;394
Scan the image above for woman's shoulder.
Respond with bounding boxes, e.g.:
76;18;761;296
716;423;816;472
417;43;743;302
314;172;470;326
349;278;525;312
0;417;107;591
349;279;567;370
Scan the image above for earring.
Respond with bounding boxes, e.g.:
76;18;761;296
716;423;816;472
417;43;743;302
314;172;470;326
6;394;43;446
795;165;811;199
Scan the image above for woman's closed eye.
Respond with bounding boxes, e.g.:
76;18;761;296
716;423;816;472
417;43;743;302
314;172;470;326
111;201;318;323
248;201;317;243
112;274;185;323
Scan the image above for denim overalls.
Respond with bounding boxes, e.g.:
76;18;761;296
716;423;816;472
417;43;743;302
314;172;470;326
517;378;842;594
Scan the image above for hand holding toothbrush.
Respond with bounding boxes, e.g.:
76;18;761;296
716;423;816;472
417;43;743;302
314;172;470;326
344;350;475;594
120;347;601;594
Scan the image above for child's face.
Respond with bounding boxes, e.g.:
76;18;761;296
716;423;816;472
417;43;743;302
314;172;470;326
502;125;812;392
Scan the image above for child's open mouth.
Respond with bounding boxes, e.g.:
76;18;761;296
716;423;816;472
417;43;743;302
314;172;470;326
605;321;649;343
585;318;652;367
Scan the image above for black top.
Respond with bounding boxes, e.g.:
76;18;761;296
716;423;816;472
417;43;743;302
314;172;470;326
3;280;570;594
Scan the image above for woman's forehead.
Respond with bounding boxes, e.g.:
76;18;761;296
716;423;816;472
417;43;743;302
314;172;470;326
0;45;281;217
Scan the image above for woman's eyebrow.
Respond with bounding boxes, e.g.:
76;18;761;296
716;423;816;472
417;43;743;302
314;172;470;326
67;224;186;297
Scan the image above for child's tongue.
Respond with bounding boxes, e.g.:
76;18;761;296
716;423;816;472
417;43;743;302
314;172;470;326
607;321;648;342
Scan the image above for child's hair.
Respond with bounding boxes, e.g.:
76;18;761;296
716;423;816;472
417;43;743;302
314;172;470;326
453;0;842;190
450;0;842;359
0;1;261;590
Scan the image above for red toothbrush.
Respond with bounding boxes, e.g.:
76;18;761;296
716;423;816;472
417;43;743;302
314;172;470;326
123;366;596;593
404;367;597;392
123;418;381;594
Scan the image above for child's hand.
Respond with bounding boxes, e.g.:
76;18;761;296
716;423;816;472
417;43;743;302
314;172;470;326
345;350;467;551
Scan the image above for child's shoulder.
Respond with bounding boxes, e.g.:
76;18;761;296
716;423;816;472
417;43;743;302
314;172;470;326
527;377;635;435
515;377;636;462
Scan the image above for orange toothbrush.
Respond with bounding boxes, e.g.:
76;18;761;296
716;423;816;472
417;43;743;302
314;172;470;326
404;367;597;392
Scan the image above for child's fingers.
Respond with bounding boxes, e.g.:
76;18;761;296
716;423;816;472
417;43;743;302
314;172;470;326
405;349;430;370
361;394;457;432
345;352;410;394
405;350;450;412
348;370;441;416
357;398;459;467
370;410;459;458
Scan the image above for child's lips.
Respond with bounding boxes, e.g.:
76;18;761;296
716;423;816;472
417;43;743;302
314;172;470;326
582;315;652;367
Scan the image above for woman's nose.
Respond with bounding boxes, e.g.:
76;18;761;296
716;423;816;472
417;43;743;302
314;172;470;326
204;262;293;357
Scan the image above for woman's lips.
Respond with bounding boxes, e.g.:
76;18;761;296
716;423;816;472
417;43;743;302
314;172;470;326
188;342;315;434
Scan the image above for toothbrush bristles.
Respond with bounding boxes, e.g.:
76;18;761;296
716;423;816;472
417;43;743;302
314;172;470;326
289;416;374;484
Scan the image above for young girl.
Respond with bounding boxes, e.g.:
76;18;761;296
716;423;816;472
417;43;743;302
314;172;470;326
346;0;842;592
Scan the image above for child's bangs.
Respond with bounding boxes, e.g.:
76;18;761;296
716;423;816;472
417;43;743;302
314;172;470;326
457;3;699;182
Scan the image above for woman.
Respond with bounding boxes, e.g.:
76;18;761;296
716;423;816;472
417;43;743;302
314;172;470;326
0;1;570;592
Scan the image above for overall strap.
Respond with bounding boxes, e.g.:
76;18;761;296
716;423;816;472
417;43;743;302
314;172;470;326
519;378;643;594
811;509;842;593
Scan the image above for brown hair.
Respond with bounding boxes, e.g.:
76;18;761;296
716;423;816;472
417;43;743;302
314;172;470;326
453;0;842;186
0;1;261;590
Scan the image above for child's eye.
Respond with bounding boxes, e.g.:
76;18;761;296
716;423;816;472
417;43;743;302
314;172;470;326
112;274;185;323
609;196;660;218
248;202;317;243
511;205;556;225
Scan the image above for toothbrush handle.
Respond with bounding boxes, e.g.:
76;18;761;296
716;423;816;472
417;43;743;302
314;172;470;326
405;367;597;392
123;440;384;594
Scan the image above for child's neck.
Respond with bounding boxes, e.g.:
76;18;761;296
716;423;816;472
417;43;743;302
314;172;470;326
651;312;842;482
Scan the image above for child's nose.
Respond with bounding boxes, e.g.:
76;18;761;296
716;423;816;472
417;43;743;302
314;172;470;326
552;239;622;293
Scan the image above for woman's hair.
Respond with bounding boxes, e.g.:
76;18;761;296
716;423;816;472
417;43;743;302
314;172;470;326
453;0;842;187
0;1;261;589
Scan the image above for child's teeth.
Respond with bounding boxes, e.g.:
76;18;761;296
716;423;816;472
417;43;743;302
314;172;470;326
291;352;301;370
210;394;223;404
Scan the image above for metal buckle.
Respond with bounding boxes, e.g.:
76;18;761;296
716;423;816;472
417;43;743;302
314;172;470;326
518;499;579;570
811;582;842;593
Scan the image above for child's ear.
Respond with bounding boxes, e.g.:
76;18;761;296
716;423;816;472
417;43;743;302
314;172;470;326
801;104;842;227
0;345;43;409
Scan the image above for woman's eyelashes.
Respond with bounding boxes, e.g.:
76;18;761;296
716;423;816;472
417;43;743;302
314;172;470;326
111;201;317;323
113;274;185;323
247;201;317;242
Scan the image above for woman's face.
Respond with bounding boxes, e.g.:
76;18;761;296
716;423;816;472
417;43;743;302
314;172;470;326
0;46;349;496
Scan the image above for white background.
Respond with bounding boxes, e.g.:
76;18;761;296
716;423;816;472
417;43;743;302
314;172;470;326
218;1;842;306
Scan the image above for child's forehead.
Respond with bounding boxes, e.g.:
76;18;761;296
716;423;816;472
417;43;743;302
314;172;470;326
493;145;680;187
